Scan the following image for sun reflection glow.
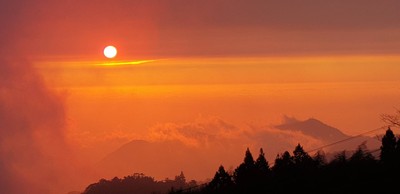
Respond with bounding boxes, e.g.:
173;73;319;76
99;60;157;66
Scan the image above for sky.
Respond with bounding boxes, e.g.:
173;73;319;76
1;0;400;193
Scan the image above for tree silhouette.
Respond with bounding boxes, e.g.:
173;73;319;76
208;165;233;193
333;150;347;165
233;148;254;179
395;137;400;160
348;143;377;176
273;151;293;174
381;109;400;128
243;148;255;167
175;171;186;184
380;127;397;165
83;172;193;194
349;143;375;163
255;148;270;174
312;151;327;168
292;143;313;166
233;148;258;192
253;148;271;193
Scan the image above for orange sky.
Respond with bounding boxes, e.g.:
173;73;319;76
32;56;400;177
2;1;400;193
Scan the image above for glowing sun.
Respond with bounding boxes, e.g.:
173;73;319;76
103;46;117;59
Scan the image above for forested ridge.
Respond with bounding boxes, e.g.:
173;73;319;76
83;128;400;194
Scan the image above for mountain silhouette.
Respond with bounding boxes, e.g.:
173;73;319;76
276;116;380;154
276;116;350;142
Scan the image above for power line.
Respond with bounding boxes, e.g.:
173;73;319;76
305;126;387;154
267;126;388;166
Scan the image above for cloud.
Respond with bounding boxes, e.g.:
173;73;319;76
0;57;83;194
147;116;323;161
148;117;243;148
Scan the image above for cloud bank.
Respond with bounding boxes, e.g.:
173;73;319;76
0;57;83;194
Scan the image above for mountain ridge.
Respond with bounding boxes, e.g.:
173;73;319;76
276;116;350;142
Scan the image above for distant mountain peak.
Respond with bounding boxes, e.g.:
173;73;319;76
276;117;349;142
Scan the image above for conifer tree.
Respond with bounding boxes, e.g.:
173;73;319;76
233;148;256;187
174;171;186;189
313;151;327;168
243;147;255;167
350;143;374;163
209;165;233;190
293;143;312;165
273;151;294;174
396;137;400;162
255;148;270;174
331;150;347;165
380;128;397;164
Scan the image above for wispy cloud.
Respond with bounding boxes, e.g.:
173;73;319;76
98;60;157;66
148;117;243;148
146;116;323;160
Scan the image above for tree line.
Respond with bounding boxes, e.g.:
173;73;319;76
82;172;196;194
83;128;400;194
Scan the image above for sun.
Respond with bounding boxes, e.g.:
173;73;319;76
103;46;117;59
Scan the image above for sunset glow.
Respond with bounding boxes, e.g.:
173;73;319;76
2;1;400;194
99;59;157;66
